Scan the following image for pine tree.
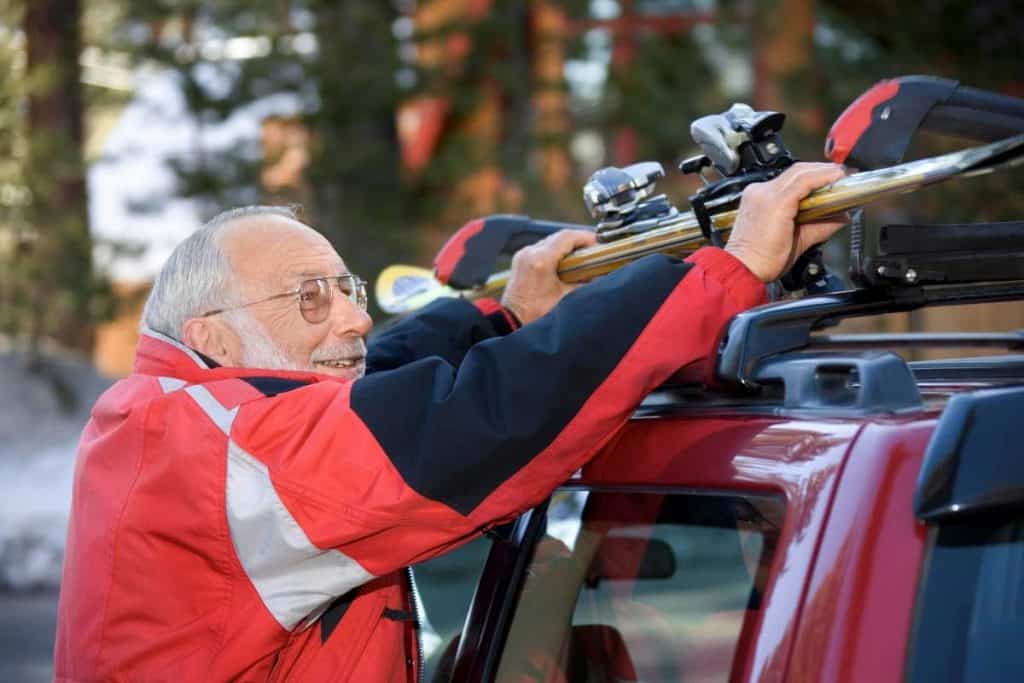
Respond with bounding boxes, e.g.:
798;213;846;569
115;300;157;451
0;0;110;360
109;0;412;300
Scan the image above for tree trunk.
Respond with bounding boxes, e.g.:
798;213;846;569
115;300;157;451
309;0;407;287
24;0;95;353
753;0;823;157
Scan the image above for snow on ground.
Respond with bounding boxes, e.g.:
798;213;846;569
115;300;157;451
0;64;300;591
0;349;112;591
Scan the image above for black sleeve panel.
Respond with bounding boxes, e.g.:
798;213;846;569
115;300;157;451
366;298;506;373
351;255;693;516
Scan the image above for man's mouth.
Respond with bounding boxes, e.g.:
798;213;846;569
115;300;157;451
314;357;365;369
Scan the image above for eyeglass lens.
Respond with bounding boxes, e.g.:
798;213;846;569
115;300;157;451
297;276;367;323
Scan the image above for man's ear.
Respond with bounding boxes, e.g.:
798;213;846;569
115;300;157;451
182;317;242;367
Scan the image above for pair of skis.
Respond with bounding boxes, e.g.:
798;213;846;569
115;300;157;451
377;77;1024;315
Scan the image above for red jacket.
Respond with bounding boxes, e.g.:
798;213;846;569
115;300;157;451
54;249;764;682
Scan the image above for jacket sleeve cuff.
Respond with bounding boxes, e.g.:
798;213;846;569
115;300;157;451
473;298;522;336
685;247;768;311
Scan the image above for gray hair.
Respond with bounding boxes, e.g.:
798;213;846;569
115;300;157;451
141;205;301;339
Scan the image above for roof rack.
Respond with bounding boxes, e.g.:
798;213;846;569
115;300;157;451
716;279;1024;389
667;79;1024;414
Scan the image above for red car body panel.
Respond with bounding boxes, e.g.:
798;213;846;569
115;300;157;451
582;414;862;682
788;417;935;683
575;400;968;682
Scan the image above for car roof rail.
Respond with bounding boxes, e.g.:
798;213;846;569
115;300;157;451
716;279;1024;389
910;354;1024;382
808;331;1024;350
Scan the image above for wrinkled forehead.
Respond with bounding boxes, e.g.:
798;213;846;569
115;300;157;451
221;215;346;293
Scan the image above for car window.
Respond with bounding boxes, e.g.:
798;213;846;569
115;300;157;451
907;515;1024;683
416;535;494;681
494;488;785;683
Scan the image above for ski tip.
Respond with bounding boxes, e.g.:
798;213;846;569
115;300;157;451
375;264;456;315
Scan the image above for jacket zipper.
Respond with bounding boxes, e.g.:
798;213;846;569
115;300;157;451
406;566;424;683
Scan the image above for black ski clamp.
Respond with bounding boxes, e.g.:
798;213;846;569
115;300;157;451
826;75;1024;170
690;194;722;248
434;214;593;289
781;246;845;295
863;221;1024;286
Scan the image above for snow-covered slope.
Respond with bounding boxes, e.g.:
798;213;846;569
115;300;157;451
0;350;112;591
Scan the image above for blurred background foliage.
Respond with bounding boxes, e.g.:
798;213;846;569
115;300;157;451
0;0;1021;368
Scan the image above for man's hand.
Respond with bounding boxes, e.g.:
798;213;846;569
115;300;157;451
502;229;598;325
725;162;848;283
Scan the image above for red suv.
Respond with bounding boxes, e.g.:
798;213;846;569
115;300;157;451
410;76;1024;683
431;287;1024;683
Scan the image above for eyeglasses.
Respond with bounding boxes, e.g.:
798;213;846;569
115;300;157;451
202;274;368;324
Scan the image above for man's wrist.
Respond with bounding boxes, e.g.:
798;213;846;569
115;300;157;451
474;298;521;334
723;242;771;283
499;295;532;327
686;247;769;310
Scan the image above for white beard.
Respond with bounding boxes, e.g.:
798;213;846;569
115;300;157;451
222;309;303;371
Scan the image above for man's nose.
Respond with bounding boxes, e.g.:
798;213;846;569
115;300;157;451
326;289;373;338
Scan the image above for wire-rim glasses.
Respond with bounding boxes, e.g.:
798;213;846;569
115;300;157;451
201;274;368;324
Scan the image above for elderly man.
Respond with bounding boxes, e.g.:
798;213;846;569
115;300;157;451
54;163;845;681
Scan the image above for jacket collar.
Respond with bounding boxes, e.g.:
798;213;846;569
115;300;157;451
133;328;336;385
